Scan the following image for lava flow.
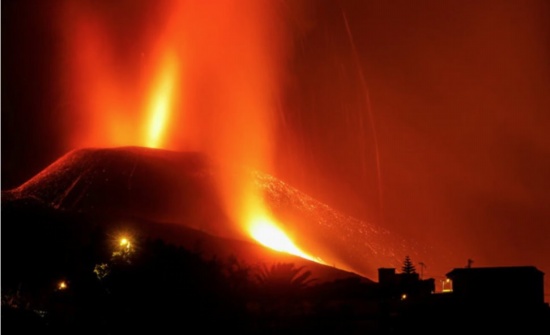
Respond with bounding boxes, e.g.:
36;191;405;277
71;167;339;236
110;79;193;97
3;146;427;280
58;1;317;262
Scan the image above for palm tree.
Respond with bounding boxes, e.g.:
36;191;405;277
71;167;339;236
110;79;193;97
253;262;317;317
255;263;316;294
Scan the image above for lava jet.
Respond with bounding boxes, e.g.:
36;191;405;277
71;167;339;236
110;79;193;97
2;146;439;282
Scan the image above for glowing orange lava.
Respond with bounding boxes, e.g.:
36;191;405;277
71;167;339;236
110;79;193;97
249;215;322;263
59;1;322;266
144;52;178;148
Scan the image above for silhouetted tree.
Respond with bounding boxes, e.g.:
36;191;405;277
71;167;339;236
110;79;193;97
401;255;416;274
251;263;317;331
255;263;316;293
223;255;252;294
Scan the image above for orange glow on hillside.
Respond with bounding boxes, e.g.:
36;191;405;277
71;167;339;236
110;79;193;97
58;1;320;265
249;215;322;263
241;192;324;264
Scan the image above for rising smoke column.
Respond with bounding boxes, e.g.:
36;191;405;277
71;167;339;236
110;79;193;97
59;0;310;255
58;0;184;149
172;1;290;235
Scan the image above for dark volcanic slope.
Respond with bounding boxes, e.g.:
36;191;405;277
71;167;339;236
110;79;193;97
4;146;235;238
3;146;445;280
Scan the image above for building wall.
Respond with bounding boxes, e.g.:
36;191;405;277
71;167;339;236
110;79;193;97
447;267;544;307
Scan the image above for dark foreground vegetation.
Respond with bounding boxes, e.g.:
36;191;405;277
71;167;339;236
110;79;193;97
2;199;549;334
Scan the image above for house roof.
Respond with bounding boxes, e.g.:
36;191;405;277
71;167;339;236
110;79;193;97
446;266;544;278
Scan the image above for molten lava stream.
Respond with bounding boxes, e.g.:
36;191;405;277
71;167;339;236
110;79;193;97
249;215;323;264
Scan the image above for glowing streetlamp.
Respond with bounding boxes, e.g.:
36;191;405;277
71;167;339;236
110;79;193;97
58;281;68;290
112;234;134;262
120;237;131;249
118;236;133;253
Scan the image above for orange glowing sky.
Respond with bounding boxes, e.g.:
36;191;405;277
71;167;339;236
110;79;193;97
3;0;550;296
55;0;313;260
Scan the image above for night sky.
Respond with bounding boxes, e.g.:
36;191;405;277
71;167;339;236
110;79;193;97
2;0;550;295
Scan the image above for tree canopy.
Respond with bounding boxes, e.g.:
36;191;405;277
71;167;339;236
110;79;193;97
401;255;416;274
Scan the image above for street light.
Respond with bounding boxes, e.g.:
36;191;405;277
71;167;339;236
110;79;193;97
58;280;68;290
120;237;130;248
112;234;134;262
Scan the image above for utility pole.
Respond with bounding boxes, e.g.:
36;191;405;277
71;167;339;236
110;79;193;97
466;259;474;268
418;262;426;279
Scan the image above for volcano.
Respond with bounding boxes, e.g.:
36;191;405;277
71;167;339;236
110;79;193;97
2;146;443;282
